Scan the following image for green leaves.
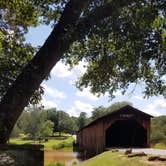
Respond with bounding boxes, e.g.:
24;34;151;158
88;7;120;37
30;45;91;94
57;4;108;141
0;0;65;104
0;0;166;102
65;0;166;99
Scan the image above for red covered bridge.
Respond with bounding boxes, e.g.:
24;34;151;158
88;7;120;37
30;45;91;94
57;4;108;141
77;105;153;157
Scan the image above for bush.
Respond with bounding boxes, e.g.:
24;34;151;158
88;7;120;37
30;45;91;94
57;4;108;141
52;140;73;150
154;142;166;149
53;142;65;150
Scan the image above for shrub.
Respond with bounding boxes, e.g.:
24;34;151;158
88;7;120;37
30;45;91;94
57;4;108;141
52;139;73;150
53;142;65;150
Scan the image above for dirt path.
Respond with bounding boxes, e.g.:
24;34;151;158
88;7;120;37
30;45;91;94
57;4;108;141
107;148;166;156
131;148;166;156
111;148;166;166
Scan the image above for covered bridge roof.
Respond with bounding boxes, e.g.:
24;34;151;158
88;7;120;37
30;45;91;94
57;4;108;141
78;105;153;132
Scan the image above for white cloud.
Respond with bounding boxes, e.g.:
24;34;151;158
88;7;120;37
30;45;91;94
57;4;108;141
51;61;87;82
162;75;166;81
67;100;93;117
104;90;122;98
51;62;72;78
42;84;66;99
76;87;99;101
113;90;122;97
134;95;144;100
41;97;58;109
144;99;166;116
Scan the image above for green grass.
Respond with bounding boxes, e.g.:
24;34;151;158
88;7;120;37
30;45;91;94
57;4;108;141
9;136;74;151
43;137;74;151
77;151;149;166
153;142;166;149
9;138;34;144
45;163;65;166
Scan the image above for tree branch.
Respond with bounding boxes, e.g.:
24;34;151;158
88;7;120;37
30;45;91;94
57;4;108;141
75;0;134;39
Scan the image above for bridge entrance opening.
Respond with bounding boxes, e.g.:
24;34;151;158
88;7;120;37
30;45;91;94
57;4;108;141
105;120;147;148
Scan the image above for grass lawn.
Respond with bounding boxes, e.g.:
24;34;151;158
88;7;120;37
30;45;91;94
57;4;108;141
9;138;34;144
9;136;74;151
153;142;166;149
77;151;149;166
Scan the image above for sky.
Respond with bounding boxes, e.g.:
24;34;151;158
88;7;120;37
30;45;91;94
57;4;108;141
25;24;166;117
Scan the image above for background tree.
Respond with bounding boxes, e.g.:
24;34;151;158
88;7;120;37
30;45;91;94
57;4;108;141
106;101;133;113
91;106;106;120
77;112;88;130
11;107;56;138
23;108;46;138
56;111;72;135
39;120;54;138
0;0;165;143
151;116;166;146
90;101;132;121
45;108;59;135
70;116;79;134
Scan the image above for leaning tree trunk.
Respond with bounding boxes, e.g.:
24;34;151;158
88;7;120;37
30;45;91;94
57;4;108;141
0;0;91;144
0;0;132;143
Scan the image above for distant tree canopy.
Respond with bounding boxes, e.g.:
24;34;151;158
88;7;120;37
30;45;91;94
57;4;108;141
0;0;165;143
91;106;106;121
151;116;166;145
11;106;166;149
77;112;88;130
11;107;78;138
91;101;132;121
11;101;133;136
106;101;133;112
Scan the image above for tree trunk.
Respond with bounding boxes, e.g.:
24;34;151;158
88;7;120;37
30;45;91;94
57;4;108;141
0;0;91;144
0;0;132;143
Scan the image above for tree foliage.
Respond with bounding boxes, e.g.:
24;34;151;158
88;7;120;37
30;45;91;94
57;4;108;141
40;120;54;137
77;112;88;130
106;101;133;112
151;116;166;145
1;0;165;104
65;0;166;98
91;101;132;121
91;106;106;121
11;107;77;138
0;0;68;104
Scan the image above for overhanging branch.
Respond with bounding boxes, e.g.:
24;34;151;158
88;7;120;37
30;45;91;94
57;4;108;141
75;0;134;40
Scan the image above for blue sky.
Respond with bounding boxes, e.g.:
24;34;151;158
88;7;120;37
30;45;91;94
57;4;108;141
25;25;166;117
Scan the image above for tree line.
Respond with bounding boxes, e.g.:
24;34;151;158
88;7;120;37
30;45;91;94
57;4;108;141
10;101;166;148
151;115;166;147
10;101;132;138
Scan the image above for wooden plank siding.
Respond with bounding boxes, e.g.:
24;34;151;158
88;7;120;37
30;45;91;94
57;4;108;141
77;105;152;158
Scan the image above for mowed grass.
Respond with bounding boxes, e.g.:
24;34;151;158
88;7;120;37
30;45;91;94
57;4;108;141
9;138;34;144
77;151;149;166
43;137;74;151
153;142;166;149
9;136;74;151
